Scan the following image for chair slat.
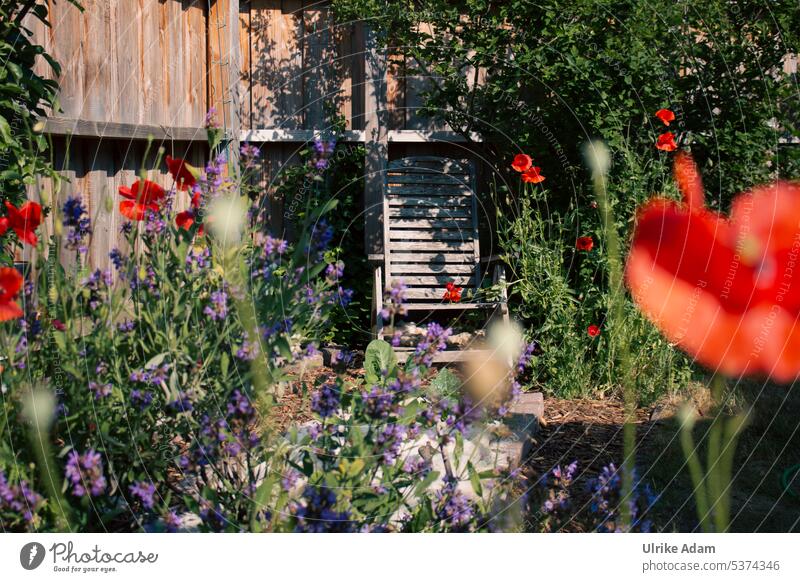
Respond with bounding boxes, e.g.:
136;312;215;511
388;196;471;207
389;218;472;229
405;285;468;301
389;230;472;241
387;185;472;195
387;175;470;185
389;252;475;264
389;275;475;286
389;207;473;218
387;240;474;252
387;265;475;276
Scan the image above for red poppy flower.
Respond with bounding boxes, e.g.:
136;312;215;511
576;236;594;251
655;108;675;126
175;191;202;231
656;132;678;152
118;180;166;221
52;319;66;331
0;201;42;246
626;152;800;382
0;267;24;322
587;324;601;338
443;281;462;302
511;154;533;173
521;166;545;184
165;156;197;191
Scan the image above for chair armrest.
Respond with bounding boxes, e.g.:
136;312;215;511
368;253;385;264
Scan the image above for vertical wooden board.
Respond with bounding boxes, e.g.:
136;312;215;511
238;1;253;128
250;0;304;128
363;26;388;256
386;47;405;131
142;0;165;126
114;0;144;125
81;1;113;123
348;22;365;130
333;20;353;129
48;0;85;119
404;22;444;130
207;0;224;126
187;1;208;126
302;1;335;130
83;142;115;271
162;0;181;126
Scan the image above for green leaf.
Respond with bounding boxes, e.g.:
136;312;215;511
144;352;168;369
468;462;483;497
364;339;397;384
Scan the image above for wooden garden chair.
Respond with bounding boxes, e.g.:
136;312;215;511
372;156;509;362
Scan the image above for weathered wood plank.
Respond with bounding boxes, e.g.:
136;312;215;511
389;252;475;264
386;275;475;286
389;230;473;241
364;25;388;256
250;0;304;128
41;118;208;141
302;0;333;129
238;0;252;128
403;288;474;300
387;175;472;185
388;207;472;218
387;185;473;196
389;218;472;229
387;196;472;207
387;240;474;252
388;262;475;274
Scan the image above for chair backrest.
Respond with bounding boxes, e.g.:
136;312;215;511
383;156;481;303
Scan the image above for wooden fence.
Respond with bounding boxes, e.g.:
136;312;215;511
29;0;483;268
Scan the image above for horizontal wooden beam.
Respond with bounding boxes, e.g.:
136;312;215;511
41;117;209;141
240;129;483;143
42;118;486;145
240;129;366;143
387;130;481;143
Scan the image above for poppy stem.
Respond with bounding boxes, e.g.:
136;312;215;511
584;141;637;529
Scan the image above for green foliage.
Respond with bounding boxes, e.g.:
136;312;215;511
276;122;371;347
0;2;79;203
335;0;800;199
333;0;799;400
496;180;694;402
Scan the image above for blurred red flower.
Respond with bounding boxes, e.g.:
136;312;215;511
443;281;462;302
0;267;23;321
521;166;545;184
511;154;533;173
119;180;166;221
626;152;800;381
655;108;675;126
176;191;202;231
0;201;42;246
165;156;197;191
587;325;601;338
576;236;594;251
656;132;677;152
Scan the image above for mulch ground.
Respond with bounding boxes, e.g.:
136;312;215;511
276;363;653;481
526;397;652;483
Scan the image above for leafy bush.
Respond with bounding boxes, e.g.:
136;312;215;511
0;1;81;213
332;0;800;401
496;175;694;401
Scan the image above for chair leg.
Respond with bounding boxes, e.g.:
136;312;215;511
373;265;384;340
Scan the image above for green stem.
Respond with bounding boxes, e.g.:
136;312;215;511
679;413;712;532
591;147;636;529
